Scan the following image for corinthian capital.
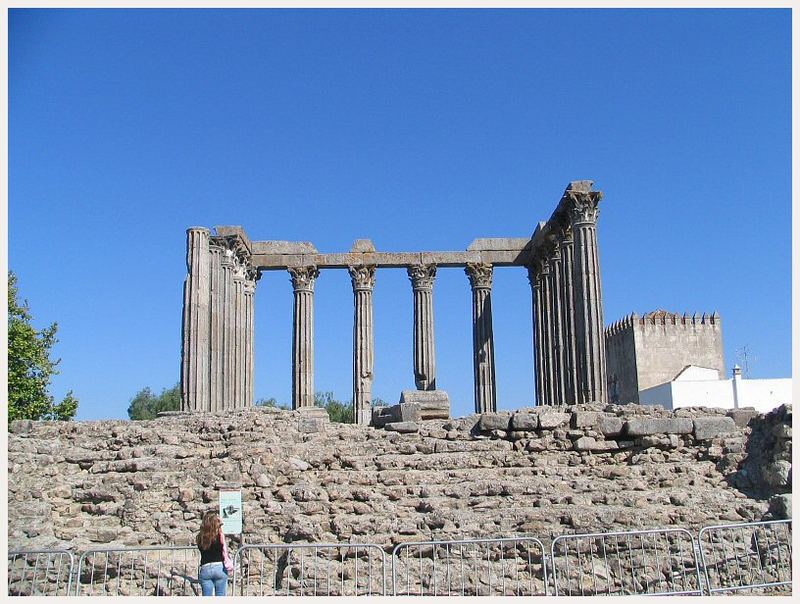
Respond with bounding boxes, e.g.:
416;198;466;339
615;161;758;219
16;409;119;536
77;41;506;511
289;266;320;292
568;190;603;225
465;262;493;290
407;264;437;291
348;265;376;291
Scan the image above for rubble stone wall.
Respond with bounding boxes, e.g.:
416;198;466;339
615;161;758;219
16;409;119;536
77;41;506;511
7;403;791;555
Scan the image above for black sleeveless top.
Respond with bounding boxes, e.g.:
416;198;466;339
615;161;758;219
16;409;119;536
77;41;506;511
199;535;224;565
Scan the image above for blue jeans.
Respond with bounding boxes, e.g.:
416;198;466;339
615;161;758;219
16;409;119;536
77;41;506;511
199;562;227;596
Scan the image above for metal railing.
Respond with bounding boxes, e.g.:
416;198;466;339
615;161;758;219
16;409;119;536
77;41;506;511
7;549;75;596
550;528;703;596
232;543;387;596
698;519;792;594
75;545;211;596
392;537;548;596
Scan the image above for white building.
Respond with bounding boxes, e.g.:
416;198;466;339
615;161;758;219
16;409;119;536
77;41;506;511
638;365;792;413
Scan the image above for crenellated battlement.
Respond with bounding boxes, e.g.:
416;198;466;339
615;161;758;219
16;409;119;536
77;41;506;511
606;310;721;337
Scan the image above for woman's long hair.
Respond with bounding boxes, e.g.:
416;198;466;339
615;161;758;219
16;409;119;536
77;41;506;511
197;512;221;550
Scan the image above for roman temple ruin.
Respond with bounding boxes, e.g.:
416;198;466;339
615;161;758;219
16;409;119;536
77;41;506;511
180;180;607;420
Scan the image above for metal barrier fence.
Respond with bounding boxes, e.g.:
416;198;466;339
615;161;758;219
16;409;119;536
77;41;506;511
232;543;386;596
550;528;703;596
75;545;212;596
392;537;548;596
698;519;793;594
7;549;75;596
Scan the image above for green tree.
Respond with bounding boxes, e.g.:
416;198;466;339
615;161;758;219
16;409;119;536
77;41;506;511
315;391;353;424
127;383;180;420
8;272;78;422
255;397;290;410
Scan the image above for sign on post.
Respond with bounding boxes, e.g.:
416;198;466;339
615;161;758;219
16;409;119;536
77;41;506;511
219;489;243;535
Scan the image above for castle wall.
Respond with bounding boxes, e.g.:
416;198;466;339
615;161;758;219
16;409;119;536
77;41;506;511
604;320;639;404
633;313;724;392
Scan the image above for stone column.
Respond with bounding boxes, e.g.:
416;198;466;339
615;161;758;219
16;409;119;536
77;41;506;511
569;188;607;403
560;226;579;405
548;242;566;406
232;262;246;408
538;256;554;405
528;266;545;406
208;244;224;411
466;262;496;413
243;268;258;408
220;249;235;409
181;228;211;411
349;265;376;426
290;266;320;409
407;264;437;391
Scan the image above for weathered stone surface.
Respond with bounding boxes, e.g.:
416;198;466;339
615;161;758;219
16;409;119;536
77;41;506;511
597;415;624;436
537;410;570;429
625;417;693;436
727;408;760;428
399;390;450;419
572;412;602;428
510;413;538;431
384;422;419;434
693;416;736;441
768;494;792;519
477;413;510;432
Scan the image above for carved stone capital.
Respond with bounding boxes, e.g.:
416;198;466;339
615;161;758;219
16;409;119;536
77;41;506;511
245;266;261;282
289;266;320;292
407;263;437;291
561;223;574;245
568;190;603;225
465;262;493;290
348;265;376;291
526;266;540;288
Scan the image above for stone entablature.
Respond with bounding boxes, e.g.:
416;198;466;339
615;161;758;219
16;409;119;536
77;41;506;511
180;181;608;417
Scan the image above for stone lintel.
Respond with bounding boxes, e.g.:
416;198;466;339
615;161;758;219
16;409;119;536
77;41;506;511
467;238;532;252
252;250;532;270
251;240;319;255
213;226;252;254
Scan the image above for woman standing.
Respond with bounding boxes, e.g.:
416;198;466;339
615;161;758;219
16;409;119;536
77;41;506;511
196;512;232;596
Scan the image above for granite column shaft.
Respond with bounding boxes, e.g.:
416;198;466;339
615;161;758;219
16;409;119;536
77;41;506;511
181;228;211;411
349;265;376;425
290;266;319;409
466;263;496;413
408;264;437;391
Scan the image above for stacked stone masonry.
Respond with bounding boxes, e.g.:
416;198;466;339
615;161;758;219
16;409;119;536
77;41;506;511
180;181;610;418
8;404;791;557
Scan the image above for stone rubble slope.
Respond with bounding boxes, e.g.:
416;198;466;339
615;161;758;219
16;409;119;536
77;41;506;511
8;403;791;555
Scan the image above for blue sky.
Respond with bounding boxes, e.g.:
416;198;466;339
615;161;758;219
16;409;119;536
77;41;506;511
9;8;791;420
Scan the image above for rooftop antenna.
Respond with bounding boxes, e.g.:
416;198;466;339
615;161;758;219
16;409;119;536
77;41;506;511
735;345;757;378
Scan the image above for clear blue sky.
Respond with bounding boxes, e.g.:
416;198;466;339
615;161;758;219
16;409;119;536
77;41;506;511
9;8;791;420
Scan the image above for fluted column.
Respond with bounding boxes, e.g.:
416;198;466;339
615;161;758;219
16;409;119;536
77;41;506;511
560;226;579;405
290;266;320;409
349;265;376;425
243;268;258;408
407;264;437;391
466;262;496;413
233;264;245;408
549;243;566;406
208;244;224;411
538;256;554;405
569;189;607;403
220;249;235;409
181;228;211;411
528;266;545;406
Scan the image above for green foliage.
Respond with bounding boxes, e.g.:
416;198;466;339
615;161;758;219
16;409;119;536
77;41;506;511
315;391;353;424
127;383;181;420
8;272;79;422
255;397;290;410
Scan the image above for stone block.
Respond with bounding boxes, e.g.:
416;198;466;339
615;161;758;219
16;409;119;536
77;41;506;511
726;408;759;428
298;418;325;433
693;416;736;441
768;494;792;519
384;422;419;434
537;410;570;429
597;416;624;437
510;413;538;431
572;412;602;428
371;406;395;428
398;403;422;423
399;390;450;419
573;436;597;451
624;417;693;436
478;413;511;432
